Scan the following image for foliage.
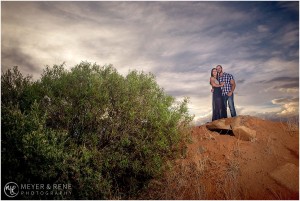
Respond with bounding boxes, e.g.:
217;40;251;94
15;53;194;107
1;62;193;199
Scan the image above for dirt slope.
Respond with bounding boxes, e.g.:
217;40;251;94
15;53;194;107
142;116;299;200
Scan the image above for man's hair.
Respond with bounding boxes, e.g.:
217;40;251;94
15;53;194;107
216;65;222;69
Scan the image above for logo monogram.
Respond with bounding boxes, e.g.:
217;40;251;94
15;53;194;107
4;182;19;198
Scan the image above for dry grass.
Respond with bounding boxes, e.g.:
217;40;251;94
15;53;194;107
233;140;241;157
227;158;240;180
265;135;273;154
141;159;207;200
268;187;284;200
202;126;216;140
216;144;244;200
198;156;208;173
220;158;241;199
267;187;292;200
142;145;244;200
280;117;299;136
238;185;250;200
250;136;257;143
222;176;240;200
178;126;193;159
165;161;206;199
180;144;188;159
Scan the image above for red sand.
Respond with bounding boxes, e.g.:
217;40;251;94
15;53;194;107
142;116;299;200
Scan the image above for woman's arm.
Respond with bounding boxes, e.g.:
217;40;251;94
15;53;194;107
210;77;224;87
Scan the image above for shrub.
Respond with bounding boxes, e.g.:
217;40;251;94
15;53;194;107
1;62;193;199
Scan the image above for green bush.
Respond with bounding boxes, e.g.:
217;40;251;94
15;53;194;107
1;62;193;199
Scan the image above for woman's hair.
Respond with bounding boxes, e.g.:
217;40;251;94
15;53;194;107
211;68;217;77
210;68;219;85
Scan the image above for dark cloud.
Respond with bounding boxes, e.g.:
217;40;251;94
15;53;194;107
236;79;245;84
267;76;299;83
277;2;299;17
1;47;42;76
259;76;299;84
36;2;102;25
273;83;299;90
260;76;299;92
272;97;299;104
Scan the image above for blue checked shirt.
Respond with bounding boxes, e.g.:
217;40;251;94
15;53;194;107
218;72;234;96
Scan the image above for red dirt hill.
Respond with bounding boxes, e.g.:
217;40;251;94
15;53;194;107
142;115;299;200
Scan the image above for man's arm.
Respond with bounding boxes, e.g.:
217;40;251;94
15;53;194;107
228;79;236;96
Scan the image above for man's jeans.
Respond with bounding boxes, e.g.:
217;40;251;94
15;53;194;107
223;93;237;117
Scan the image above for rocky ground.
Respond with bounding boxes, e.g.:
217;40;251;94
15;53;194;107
142;115;299;200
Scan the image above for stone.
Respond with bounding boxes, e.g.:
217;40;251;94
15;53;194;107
269;163;299;192
232;126;256;141
230;116;242;129
206;119;231;130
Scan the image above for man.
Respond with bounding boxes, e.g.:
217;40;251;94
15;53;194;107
216;65;237;117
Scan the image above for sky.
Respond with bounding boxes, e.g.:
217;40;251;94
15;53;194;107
2;1;299;125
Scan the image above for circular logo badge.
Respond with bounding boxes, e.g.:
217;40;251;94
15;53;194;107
4;182;19;198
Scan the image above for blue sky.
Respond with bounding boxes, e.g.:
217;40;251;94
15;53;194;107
2;1;299;124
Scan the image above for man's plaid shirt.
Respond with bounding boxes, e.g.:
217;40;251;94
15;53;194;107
218;72;234;96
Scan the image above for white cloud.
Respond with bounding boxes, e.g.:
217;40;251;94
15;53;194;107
271;97;299;117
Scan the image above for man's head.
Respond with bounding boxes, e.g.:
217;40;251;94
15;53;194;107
216;65;223;74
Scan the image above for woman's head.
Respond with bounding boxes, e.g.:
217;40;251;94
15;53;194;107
211;68;218;77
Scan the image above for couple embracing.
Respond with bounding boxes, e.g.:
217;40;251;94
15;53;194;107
210;65;237;121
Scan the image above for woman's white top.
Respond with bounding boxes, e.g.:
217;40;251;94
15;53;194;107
214;78;219;85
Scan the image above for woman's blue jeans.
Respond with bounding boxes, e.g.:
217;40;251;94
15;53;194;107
223;93;237;117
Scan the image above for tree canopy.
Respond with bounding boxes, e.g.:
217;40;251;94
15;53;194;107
1;62;193;199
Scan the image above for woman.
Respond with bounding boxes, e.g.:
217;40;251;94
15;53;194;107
210;68;227;121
